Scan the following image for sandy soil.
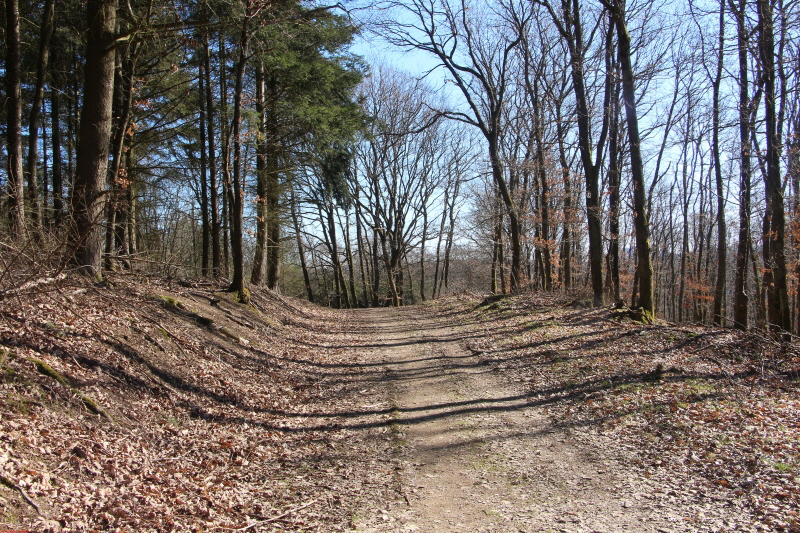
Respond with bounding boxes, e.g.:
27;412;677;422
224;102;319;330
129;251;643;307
349;306;713;533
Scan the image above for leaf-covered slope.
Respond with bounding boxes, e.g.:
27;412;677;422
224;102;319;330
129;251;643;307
441;293;800;532
0;275;394;532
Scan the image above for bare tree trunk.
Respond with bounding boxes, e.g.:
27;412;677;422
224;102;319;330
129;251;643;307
541;0;611;306
611;1;655;321
198;53;210;276
290;185;313;301
608;75;622;304
51;67;64;226
354;188;370;305
343;210;358;307
405;257;415;304
371;222;380;306
105;42;137;271
265;73;281;290
251;64;268;284
443;191;457;293
419;204;428;300
5;0;25;234
70;0;117;276
711;0;727;325
432;184;450;298
323;203;349;308
491;194;502;294
555;101;572;289
219;29;231;279
227;3;251;303
534;110;552;291
757;0;790;333
25;0;56;234
204;32;221;278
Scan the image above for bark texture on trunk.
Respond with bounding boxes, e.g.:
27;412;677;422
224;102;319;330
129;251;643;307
71;0;117;276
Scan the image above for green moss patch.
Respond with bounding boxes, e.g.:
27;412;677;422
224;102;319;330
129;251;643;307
32;359;70;387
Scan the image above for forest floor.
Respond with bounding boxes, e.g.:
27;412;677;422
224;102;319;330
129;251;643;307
1;274;799;532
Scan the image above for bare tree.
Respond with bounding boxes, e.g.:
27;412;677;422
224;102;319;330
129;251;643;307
536;0;612;306
380;0;529;291
603;0;655;321
756;0;791;333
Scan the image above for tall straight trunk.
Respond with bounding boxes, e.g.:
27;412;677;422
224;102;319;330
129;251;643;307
532;166;542;290
608;78;622;304
265;74;281;290
695;160;707;322
711;0;727;325
582;3;610;307
432;184;450;298
354;189;369;305
290;185;313;301
491;192;505;294
790;108;800;334
5;0;25;234
396;253;405;306
534;114;552;291
757;0;790;332
372;224;380;306
219;30;231;278
382;237;400;306
612;2;655;321
125;145;137;258
499;238;507;294
251;64;268;284
489;137;523;291
203;33;221;278
323;204;348;308
40;118;48;223
104;48;124;271
222;158;230;277
668;183;677;320
443;189;458;292
51;59;64;226
543;0;611;306
491;196;502;294
419;205;428;300
227;5;251;302
311;244;329;305
25;0;56;233
439;179;460;293
555;102;572;289
70;0;117;275
524;54;552;291
343;210;358;307
114;150;130;269
67;42;77;185
198;56;210;276
105;42;136;271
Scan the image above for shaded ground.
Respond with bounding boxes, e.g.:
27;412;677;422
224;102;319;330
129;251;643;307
0;275;398;532
1;278;798;532
348;304;787;533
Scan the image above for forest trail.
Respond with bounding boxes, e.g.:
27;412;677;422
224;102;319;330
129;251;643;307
351;306;684;533
3;280;792;532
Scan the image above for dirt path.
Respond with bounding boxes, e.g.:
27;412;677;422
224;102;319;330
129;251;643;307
350;306;689;533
